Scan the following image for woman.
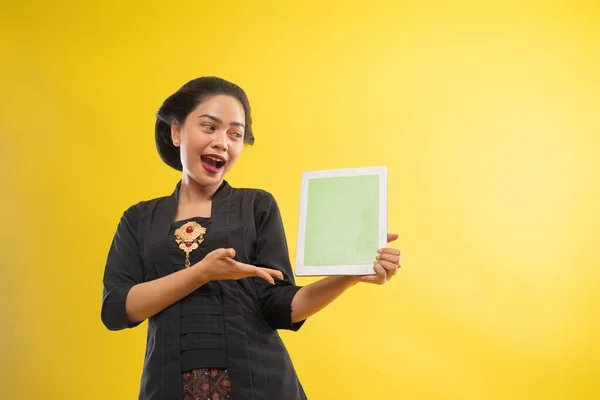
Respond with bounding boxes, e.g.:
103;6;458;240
101;77;401;400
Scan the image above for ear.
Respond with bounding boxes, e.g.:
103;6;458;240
171;120;181;147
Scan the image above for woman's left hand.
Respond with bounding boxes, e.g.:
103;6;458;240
358;233;401;285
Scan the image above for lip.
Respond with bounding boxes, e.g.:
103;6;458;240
200;153;227;175
202;154;227;163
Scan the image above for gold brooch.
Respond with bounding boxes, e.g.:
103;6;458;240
174;221;206;268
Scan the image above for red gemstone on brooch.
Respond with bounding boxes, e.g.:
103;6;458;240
185;242;192;247
186;226;194;233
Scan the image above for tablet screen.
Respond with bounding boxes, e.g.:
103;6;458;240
295;166;387;276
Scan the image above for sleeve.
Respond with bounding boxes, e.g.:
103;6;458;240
100;208;145;331
252;192;306;331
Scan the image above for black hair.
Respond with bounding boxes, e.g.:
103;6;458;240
155;76;254;171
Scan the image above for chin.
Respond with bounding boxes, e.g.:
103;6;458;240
184;167;223;188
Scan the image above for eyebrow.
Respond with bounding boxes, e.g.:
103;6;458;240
198;114;245;128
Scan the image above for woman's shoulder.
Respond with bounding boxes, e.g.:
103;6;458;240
120;194;171;224
229;186;284;225
230;186;279;210
231;186;274;199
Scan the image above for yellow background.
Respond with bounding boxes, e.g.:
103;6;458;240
1;1;599;399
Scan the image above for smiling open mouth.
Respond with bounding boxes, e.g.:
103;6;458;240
201;155;226;173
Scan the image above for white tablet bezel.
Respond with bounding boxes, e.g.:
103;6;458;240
295;166;388;276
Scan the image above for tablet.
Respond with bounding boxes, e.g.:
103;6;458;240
295;166;388;276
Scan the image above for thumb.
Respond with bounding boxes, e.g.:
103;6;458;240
387;233;399;243
214;248;236;258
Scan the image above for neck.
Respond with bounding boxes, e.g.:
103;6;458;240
179;174;222;203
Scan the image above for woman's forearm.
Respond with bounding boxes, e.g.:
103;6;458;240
125;266;209;324
291;276;360;323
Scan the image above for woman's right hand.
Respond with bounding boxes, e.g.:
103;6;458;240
194;248;284;284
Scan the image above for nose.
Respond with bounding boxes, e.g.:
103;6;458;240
211;130;228;152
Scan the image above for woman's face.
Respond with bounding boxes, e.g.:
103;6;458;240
172;94;245;189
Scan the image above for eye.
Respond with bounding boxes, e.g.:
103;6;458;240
202;123;216;132
230;131;243;139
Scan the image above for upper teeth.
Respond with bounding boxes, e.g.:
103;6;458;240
205;156;223;163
